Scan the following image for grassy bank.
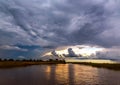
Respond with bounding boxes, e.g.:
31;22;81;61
0;61;66;68
70;62;120;70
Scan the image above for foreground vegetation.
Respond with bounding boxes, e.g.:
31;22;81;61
0;59;66;68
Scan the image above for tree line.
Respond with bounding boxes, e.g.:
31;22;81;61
0;58;65;62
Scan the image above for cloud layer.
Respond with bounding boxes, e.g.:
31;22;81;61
0;0;120;59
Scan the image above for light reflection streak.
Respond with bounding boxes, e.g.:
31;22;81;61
43;64;100;85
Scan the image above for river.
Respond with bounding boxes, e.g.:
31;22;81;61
0;64;120;85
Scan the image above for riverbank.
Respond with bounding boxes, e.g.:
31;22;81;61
71;62;120;70
66;59;120;70
0;61;66;68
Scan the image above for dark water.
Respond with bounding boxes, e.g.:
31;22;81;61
0;64;120;85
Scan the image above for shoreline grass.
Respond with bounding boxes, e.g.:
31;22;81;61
0;61;66;68
69;62;120;70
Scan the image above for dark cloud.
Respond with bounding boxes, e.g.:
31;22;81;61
51;50;58;56
0;45;45;59
0;0;120;58
67;48;77;57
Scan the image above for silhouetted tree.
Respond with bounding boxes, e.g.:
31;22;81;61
3;59;8;61
16;59;20;61
28;59;32;61
8;59;14;61
56;59;58;61
22;59;27;61
49;59;53;61
38;59;43;62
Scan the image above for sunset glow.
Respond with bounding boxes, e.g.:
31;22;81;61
43;45;104;57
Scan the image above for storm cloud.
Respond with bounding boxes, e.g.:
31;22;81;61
0;0;120;58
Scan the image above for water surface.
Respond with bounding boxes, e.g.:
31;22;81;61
0;64;120;85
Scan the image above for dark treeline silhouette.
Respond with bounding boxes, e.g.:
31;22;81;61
0;58;65;62
48;59;64;62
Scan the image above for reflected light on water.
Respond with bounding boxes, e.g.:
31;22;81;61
73;64;99;85
0;64;120;85
55;64;69;84
43;64;101;85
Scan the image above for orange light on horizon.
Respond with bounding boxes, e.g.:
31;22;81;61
42;45;104;57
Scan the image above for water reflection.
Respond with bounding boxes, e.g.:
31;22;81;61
44;64;100;85
0;64;120;85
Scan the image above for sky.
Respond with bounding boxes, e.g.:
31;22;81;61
0;0;120;60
